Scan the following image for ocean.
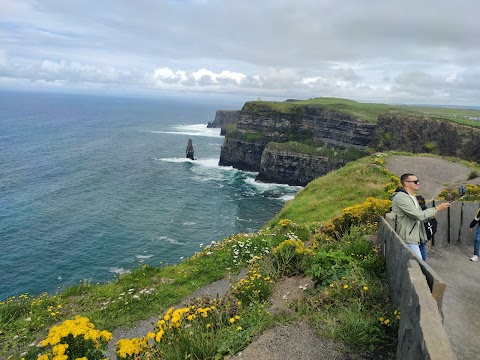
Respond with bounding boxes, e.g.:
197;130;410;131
0;91;301;300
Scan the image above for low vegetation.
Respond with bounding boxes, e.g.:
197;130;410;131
2;152;478;359
268;141;367;162
242;97;480;126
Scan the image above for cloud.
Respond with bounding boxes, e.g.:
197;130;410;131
0;0;479;105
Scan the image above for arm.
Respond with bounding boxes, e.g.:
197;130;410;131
470;209;480;228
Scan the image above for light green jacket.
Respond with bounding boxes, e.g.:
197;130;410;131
391;190;437;245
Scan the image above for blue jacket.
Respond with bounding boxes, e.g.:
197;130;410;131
391;188;437;245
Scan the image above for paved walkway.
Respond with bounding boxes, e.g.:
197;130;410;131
427;244;480;360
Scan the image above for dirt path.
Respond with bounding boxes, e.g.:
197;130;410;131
384;155;475;199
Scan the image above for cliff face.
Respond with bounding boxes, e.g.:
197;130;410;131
374;113;480;163
217;102;480;186
233;104;375;148
256;143;348;186
208;110;240;135
218;138;267;172
219;104;375;179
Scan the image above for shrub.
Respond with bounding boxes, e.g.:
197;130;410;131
467;170;479;180
423;141;438;153
38;316;112;360
230;262;275;303
308;249;353;286
438;184;480;201
272;239;315;276
322;198;391;239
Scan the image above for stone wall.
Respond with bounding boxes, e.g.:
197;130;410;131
380;202;479;359
429;201;479;247
378;217;456;360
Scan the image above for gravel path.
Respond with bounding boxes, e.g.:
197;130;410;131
385;155;476;199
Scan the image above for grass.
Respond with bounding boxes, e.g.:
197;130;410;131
4;151;475;359
241;97;480;126
269;156;392;225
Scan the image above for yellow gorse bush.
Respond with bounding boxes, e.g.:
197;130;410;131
438;184;480;201
278;219;293;227
272;238;315;276
116;300;246;359
322;197;392;238
39;315;112;359
384;174;401;194
231;262;275;303
116;337;149;359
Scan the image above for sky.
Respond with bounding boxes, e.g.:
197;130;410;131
1;0;479;106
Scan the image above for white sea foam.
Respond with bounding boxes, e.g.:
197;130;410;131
154;157;220;168
244;177;302;191
159;235;183;245
149;124;222;138
109;268;131;275
183;221;196;226
279;194;296;201
236;217;254;222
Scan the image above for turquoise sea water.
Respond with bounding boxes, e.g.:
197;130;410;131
0;92;301;300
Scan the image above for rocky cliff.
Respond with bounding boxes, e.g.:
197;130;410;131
208;110;240;135
256;143;349;186
374;113;480;163
216;100;480;186
218;102;372;183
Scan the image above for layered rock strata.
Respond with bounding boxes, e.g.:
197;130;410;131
208;110;240;135
218;103;374;182
255;143;348;186
374;113;480;163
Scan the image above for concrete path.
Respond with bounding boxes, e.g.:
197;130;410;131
427;245;480;360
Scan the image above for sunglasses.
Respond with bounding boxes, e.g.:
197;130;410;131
405;180;420;184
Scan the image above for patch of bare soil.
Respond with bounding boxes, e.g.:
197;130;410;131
226;275;353;360
228;275;396;360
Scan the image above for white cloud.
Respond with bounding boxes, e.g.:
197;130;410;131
0;0;479;106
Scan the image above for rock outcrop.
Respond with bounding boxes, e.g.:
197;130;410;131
208;110;240;136
255;143;348;186
218;102;372;183
186;138;195;160
374;113;480;163
215;100;480;186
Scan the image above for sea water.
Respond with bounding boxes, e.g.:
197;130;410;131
0;91;301;300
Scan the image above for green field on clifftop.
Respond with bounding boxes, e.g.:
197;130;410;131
243;97;480;126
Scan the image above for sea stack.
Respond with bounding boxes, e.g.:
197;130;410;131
186;138;195;160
